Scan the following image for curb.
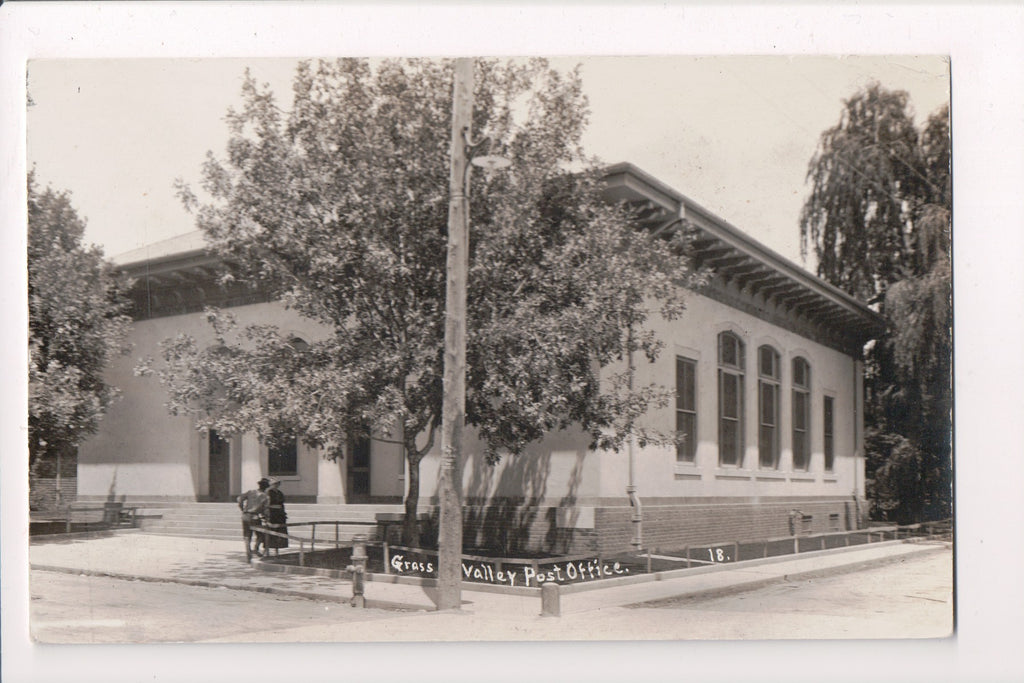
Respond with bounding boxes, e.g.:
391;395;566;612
621;541;951;608
29;563;433;612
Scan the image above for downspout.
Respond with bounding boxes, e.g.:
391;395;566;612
626;326;643;550
56;448;63;508
852;355;862;529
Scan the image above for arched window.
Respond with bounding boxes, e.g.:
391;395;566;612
718;332;745;467
792;357;811;471
758;345;780;469
823;395;835;472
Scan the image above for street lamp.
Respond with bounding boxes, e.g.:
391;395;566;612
436;58;509;610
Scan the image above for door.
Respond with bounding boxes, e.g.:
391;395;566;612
208;430;232;502
348;435;371;502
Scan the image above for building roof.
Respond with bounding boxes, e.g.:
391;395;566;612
113;230;209;268
115;163;884;349
603;162;884;348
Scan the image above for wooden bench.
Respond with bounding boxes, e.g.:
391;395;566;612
61;502;140;532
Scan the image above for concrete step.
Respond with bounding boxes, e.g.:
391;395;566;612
136;502;395;541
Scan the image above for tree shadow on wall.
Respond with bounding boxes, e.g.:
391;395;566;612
462;446;586;556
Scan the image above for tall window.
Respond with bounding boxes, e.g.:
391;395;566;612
758;345;780;469
268;437;298;476
823;395;835;472
718;332;745;467
676;357;697;463
792;357;811;470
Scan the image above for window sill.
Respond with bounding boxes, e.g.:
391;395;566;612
754;471;788;481
714;469;752;481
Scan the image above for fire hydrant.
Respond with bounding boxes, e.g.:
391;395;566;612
346;534;368;608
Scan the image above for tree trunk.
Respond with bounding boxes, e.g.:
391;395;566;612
402;451;421;546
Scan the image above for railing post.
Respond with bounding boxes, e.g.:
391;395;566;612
541;582;561;617
335;522;340;549
685;545;691;568
299;540;305;567
733;541;739;563
383;540;390;574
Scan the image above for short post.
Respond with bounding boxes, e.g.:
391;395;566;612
347;534;368;608
383;540;391;574
541;582;561;617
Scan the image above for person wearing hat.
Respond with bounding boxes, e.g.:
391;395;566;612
237;477;270;562
264;477;289;556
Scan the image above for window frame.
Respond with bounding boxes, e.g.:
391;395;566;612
758;345;781;469
791;357;811;471
675;356;698;463
717;332;745;468
823;395;835;472
267;436;299;477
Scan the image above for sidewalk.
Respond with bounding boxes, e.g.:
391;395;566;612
30;530;950;618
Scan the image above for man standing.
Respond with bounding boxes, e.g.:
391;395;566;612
237;477;269;562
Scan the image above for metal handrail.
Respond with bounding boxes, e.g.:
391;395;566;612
252;517;952;571
675;519;951;567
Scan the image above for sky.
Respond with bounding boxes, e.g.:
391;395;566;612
26;55;949;269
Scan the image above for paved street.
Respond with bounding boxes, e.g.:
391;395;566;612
30;543;952;643
627;544;953;640
29;571;402;644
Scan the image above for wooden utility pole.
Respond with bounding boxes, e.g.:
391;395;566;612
436;57;473;611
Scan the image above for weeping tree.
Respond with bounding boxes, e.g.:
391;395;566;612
146;58;701;544
801;83;951;522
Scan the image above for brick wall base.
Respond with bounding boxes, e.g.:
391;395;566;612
594;498;864;555
441;497;866;556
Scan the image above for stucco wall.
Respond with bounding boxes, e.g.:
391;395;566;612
77;301;333;501
414;290;864;515
80;287;864;513
604;291;863;501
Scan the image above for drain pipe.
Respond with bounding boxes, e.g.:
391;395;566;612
852;356;863;529
626;327;643;550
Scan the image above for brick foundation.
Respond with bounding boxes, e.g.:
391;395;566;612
447;497;866;556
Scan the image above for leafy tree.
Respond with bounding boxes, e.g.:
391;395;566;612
28;172;132;478
152;58;701;543
801;85;951;523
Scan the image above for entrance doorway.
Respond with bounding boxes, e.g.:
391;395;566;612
347;435;371;502
208;430;232;502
